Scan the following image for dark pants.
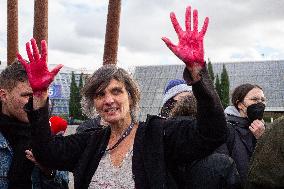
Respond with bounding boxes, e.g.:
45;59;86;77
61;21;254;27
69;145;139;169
31;166;69;189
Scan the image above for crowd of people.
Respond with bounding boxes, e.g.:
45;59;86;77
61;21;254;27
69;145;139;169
0;4;283;189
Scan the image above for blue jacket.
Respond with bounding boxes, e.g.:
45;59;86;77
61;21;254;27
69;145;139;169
0;132;13;189
0;131;69;189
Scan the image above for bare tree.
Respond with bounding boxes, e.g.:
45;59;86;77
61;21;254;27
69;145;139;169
7;0;18;65
103;0;121;65
33;0;48;52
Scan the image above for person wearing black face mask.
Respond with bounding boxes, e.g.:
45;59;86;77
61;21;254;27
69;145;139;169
217;83;266;187
246;102;266;123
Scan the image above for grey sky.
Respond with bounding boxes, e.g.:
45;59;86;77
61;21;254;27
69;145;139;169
1;0;284;71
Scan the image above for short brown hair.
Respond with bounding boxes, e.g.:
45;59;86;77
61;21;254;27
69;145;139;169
81;65;140;122
231;83;262;110
0;60;28;91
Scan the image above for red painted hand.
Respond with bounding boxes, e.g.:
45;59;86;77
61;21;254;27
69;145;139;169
162;6;209;68
17;38;63;93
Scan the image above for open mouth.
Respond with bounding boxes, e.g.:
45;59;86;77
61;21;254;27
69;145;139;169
104;107;119;113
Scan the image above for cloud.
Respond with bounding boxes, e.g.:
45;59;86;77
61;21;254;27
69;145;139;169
1;0;284;69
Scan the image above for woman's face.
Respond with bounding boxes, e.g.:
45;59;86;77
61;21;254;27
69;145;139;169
238;87;265;117
93;79;132;125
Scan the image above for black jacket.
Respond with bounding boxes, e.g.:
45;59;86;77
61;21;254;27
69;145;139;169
75;117;102;134
0;114;34;189
27;68;227;189
218;113;256;187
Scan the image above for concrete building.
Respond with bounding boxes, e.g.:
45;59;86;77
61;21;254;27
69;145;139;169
48;64;90;116
134;60;284;122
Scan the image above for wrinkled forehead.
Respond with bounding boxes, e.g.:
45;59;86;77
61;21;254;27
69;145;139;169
95;78;126;94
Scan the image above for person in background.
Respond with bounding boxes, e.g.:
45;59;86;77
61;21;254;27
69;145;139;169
75;116;109;134
161;79;241;189
0;60;61;188
27;116;69;189
0;61;34;188
245;116;284;189
169;94;197;118
160;79;193;118
218;83;266;187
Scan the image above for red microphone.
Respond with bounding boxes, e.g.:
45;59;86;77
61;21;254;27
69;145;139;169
49;116;68;135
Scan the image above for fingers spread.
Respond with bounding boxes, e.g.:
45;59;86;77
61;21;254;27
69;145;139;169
41;40;48;63
170;12;183;39
185;6;192;31
200;17;209;37
51;64;64;76
193;9;198;33
162;37;176;52
17;53;31;73
31;38;40;61
17;53;26;65
26;42;34;63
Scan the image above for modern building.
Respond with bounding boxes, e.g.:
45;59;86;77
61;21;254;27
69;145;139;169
134;60;284;122
48;64;90;116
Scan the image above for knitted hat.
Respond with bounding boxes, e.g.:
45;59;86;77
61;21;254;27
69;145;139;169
162;79;192;106
49;116;68;135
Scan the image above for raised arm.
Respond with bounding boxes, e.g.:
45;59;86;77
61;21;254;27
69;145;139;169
17;38;62;103
18;39;86;170
161;5;227;162
162;5;209;81
17;39;62;92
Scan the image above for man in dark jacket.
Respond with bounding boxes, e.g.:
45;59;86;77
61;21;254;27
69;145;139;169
0;60;67;189
0;61;63;188
0;61;34;188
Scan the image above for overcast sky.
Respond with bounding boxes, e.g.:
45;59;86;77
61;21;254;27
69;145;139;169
1;0;284;71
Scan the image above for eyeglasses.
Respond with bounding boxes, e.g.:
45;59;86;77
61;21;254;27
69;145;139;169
245;97;266;103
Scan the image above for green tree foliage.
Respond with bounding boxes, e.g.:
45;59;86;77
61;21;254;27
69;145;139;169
77;73;85;120
69;72;80;119
215;74;222;99
207;59;215;82
220;65;230;108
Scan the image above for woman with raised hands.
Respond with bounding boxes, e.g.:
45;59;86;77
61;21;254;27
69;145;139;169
19;5;227;189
